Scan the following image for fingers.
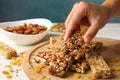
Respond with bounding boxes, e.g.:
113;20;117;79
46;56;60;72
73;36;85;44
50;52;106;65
64;1;88;41
84;23;99;43
64;3;79;41
64;1;109;43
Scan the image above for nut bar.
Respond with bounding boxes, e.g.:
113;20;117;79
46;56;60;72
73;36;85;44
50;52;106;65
64;32;85;57
85;52;112;79
48;53;73;77
79;25;89;35
70;59;89;73
36;51;57;65
32;36;72;77
49;35;74;77
82;41;111;79
69;39;102;74
0;41;17;59
74;41;103;60
49;37;64;54
36;48;73;77
82;42;103;52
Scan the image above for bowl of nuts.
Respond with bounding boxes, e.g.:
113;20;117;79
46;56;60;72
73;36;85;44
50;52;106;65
0;18;52;45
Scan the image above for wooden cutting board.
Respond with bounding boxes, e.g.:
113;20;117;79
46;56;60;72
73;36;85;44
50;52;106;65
22;38;120;80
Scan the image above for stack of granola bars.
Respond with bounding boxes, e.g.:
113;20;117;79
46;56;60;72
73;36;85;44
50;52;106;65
33;25;112;79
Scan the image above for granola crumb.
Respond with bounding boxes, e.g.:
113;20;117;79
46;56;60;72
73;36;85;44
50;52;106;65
7;65;14;72
16;73;19;77
1;50;26;79
10;54;24;66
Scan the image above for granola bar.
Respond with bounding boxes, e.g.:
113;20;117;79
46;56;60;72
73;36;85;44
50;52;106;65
64;32;85;57
48;53;73;77
80;41;112;79
70;59;89;73
48;34;76;77
49;37;64;54
35;25;111;79
34;50;73;77
0;41;17;59
85;52;112;79
74;41;102;60
65;30;111;78
35;51;57;65
79;25;89;35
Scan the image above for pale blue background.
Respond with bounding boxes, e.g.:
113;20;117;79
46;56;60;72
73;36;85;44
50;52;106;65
0;0;120;23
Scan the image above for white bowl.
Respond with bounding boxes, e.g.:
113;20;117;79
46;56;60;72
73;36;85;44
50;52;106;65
0;18;52;45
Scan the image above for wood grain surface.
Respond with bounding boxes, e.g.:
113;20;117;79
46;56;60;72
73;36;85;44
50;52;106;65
22;38;120;80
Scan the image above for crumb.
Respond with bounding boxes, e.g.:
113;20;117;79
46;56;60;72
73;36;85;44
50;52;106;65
7;65;14;72
16;73;19;77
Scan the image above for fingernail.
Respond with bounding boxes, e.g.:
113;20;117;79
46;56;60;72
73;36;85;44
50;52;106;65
83;36;90;43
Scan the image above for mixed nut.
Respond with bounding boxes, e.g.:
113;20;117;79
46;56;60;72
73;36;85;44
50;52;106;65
4;23;47;35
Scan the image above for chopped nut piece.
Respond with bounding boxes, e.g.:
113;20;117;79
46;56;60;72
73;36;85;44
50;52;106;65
70;60;89;73
12;57;17;60
48;53;73;77
16;74;19;77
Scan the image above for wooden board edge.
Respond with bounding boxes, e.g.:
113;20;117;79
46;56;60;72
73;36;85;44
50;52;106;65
22;38;120;80
22;41;49;80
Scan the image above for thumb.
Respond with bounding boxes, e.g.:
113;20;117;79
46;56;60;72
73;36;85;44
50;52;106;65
84;23;99;43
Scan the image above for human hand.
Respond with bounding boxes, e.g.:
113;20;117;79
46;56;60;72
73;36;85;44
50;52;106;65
64;1;111;43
